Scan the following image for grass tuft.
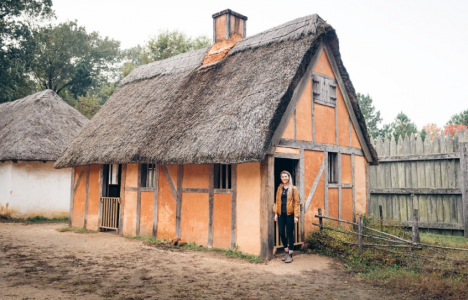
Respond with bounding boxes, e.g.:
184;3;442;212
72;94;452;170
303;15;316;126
0;215;69;223
127;235;264;263
57;227;97;234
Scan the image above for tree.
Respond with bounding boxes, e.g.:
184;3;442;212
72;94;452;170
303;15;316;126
144;30;211;62
0;0;53;102
74;94;101;119
27;21;120;102
444;124;468;136
447;109;468;126
357;93;382;141
420;123;441;140
379;112;417;141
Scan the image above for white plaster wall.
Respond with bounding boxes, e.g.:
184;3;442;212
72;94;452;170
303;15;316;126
0;161;71;218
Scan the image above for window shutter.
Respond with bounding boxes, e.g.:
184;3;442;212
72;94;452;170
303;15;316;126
312;73;337;107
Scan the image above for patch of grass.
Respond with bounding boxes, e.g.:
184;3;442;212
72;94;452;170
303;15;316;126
0;215;68;223
127;235;264;263
307;215;468;300
57;227;97;234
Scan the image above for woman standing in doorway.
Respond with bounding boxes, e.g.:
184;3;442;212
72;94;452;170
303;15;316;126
274;170;300;263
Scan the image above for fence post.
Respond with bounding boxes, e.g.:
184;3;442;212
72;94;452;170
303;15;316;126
379;205;383;231
318;208;323;231
358;216;363;254
460;142;468;238
412;209;420;244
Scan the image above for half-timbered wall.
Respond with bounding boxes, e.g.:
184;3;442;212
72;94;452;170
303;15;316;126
276;44;369;238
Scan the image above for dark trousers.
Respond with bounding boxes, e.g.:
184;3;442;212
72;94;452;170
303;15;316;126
278;213;295;251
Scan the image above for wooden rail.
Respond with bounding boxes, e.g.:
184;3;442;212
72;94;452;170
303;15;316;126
273;220;303;254
99;197;120;230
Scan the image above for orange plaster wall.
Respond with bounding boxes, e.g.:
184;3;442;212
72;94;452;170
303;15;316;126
157;166;176;239
213;193;231;249
140;191;154;237
328;188;339;221
72;166;86;228
296;78;312;141
314;50;335;78
236;162;261;256
275;147;300;155
342;188;353;223
123;190;137;236
86;165;101;231
183;164;209;189
314;104;336;144
337;86;350;147
303;150;325;234
126;164;138;188
282;113;295;139
341;154;352;184
355;156;367;216
181;193;209;247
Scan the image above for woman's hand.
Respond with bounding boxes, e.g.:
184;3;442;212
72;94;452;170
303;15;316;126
294;218;299;224
274;214;278;222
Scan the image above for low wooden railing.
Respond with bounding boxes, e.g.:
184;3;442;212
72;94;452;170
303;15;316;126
99;197;120;230
274;220;303;254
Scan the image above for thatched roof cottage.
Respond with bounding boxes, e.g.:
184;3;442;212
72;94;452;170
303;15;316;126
0;90;88;218
55;10;377;258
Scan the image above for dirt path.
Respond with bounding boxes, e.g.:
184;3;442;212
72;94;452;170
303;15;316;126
0;223;398;299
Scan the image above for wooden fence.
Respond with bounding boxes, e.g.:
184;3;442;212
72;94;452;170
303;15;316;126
368;130;468;237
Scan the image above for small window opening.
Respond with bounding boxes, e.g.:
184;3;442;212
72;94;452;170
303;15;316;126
141;164;156;188
109;164;119;185
328;153;338;184
214;164;231;189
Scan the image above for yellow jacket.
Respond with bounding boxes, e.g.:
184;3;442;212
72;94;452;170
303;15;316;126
273;184;300;217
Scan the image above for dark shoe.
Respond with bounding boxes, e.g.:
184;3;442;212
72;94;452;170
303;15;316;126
285;254;293;263
282;252;289;261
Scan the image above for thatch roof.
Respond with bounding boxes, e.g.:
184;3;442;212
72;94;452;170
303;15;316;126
0;90;88;161
55;14;378;168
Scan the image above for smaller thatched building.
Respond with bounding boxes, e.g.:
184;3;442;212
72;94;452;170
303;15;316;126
0;90;88;218
56;10;378;258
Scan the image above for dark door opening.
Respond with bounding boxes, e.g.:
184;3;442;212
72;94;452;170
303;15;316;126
100;164;122;232
274;157;301;253
274;158;299;190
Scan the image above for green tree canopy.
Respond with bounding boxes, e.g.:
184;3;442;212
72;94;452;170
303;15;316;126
27;20;120;101
447;109;468;126
121;30;211;77
0;0;53;102
357;93;382;141
380;112;418;141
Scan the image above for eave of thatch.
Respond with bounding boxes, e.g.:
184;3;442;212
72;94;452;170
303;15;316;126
0;90;88;162
55;14;378;168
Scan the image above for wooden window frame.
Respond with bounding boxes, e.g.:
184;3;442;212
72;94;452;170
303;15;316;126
141;164;156;188
328;152;338;184
214;164;232;189
312;72;337;107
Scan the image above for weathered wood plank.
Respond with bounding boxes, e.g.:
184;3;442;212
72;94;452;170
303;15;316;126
278;139;364;156
231;164;238;250
136;164;142;236
69;167;75;227
208;164;214;248
370;188;462;195
260;156;274;258
119;164;126;236
183;188;210;193
324;151;329;216
400;221;464;230
152;165;159;238
175;165;183;238
378;152;460;162
274;153;300;159
460;142;468;237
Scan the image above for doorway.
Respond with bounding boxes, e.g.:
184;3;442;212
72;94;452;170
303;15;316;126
99;164;121;232
273;158;302;253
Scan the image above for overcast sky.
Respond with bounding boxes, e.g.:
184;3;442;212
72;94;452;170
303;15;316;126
53;0;468;129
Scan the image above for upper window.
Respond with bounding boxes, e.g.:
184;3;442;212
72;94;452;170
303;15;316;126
328;152;338;184
214;164;231;189
312;73;337;107
141;164;156;188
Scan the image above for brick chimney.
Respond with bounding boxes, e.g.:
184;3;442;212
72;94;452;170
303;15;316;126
202;9;248;66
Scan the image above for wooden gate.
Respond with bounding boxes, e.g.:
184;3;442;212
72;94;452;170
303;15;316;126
99;197;120;230
273;221;303;254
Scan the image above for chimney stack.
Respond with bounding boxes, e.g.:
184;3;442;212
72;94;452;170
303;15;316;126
212;9;247;43
201;9;247;67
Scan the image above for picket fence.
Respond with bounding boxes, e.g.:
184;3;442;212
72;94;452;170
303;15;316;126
368;130;468;236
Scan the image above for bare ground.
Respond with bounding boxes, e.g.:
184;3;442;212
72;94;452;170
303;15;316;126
0;223;401;300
